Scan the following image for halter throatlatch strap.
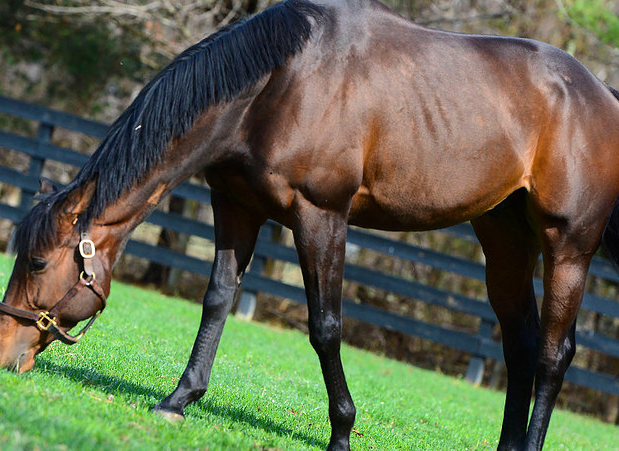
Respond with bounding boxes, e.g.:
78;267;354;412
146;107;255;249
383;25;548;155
0;233;107;345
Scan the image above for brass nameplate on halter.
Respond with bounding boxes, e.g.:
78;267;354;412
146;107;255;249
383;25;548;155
79;239;96;259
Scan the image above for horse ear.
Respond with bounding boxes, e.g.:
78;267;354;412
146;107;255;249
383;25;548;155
58;179;97;228
38;177;58;195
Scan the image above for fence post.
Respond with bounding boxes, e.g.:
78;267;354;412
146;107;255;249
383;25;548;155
235;224;271;320
7;121;53;253
465;316;495;385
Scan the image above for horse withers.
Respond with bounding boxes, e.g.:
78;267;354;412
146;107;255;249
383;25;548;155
2;0;619;449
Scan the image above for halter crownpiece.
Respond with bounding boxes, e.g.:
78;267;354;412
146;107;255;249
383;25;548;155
0;233;107;345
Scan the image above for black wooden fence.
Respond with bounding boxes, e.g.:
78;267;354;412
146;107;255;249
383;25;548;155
1;95;619;397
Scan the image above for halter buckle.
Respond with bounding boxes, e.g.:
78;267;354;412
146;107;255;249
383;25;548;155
36;311;57;331
79;238;95;259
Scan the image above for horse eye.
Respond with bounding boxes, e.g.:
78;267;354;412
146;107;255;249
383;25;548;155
28;258;48;273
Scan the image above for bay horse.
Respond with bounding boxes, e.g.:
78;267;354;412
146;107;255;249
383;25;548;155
2;0;619;449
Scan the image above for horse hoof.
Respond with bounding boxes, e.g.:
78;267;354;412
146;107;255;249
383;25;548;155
153;407;186;423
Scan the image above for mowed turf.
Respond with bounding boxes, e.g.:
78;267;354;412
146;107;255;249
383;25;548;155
0;253;617;450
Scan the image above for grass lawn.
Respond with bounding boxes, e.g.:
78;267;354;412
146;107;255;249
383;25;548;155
0;252;617;450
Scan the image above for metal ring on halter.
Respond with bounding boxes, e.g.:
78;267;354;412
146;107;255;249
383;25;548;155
79;271;96;284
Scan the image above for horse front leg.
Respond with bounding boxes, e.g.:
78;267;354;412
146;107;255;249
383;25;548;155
292;199;355;451
154;192;263;419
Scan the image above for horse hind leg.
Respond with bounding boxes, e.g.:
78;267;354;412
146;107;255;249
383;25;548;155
472;191;541;450
524;219;602;450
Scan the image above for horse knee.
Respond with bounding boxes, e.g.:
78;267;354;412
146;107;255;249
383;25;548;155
309;314;341;355
202;284;236;320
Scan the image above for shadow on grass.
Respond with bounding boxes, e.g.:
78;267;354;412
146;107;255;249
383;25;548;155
36;359;327;449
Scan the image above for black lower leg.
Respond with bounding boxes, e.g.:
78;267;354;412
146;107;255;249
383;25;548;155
293;203;355;451
154;192;262;417
499;313;539;450
526;322;576;450
471;201;541;450
154;281;237;416
525;244;591;450
310;318;356;450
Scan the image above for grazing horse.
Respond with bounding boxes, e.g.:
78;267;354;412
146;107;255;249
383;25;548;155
2;0;619;449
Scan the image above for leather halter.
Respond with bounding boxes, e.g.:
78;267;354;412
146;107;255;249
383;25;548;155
0;233;107;345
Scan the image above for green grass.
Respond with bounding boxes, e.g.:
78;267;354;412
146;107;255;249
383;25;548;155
0;253;617;450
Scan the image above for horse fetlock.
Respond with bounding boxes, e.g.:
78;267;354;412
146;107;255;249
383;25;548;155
186;388;207;404
497;439;525;451
327;436;351;451
331;401;356;427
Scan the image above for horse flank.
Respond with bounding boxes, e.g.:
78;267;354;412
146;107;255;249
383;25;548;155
14;0;326;258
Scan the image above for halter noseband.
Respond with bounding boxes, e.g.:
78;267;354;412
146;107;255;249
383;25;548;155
0;233;107;345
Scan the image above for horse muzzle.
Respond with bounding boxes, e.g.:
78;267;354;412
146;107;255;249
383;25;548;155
3;350;36;373
0;335;37;373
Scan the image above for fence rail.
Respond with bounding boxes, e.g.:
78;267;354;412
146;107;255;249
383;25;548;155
1;95;619;396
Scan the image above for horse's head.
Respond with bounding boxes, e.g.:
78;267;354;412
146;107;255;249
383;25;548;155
0;180;111;373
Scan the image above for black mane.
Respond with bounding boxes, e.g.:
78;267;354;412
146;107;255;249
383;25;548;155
15;0;325;257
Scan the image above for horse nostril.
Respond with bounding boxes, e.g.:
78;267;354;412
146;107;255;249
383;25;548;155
17;353;25;373
5;353;27;373
8;359;18;373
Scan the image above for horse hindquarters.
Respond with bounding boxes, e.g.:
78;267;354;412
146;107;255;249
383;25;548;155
474;184;609;450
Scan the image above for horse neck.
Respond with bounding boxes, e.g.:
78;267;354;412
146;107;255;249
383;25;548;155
90;99;250;256
87;174;175;269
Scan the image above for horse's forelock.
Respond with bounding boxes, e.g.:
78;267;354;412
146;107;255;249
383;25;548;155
13;190;69;258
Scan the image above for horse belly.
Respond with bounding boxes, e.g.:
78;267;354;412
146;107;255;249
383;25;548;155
348;145;527;231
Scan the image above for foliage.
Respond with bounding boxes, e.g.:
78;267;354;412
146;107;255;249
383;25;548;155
0;1;143;99
566;0;619;47
0;0;274;109
0;253;618;449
